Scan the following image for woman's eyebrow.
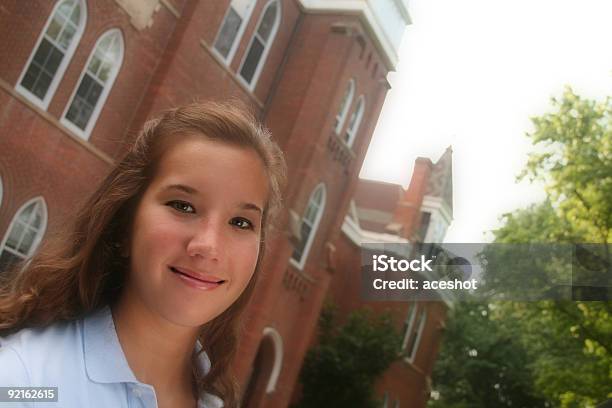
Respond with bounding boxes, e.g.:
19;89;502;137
163;184;262;214
240;202;263;214
162;184;198;194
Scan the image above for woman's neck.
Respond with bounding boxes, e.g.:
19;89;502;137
111;290;199;399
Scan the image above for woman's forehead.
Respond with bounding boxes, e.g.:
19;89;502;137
152;137;269;206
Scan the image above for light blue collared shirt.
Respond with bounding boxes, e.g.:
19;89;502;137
0;306;224;408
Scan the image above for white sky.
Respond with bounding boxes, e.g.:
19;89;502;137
360;0;612;243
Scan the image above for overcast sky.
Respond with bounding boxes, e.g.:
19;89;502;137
360;0;612;242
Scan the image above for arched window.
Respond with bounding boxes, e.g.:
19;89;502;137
238;0;280;89
262;327;283;393
334;79;355;135
16;0;87;109
0;197;48;273
213;0;257;63
344;95;365;147
62;29;124;139
291;183;326;270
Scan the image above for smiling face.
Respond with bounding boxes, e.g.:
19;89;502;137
123;134;269;328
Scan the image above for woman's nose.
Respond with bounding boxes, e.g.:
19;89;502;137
186;220;224;260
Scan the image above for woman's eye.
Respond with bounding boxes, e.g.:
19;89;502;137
167;200;195;214
231;217;254;230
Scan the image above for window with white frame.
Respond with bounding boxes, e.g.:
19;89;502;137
405;308;427;363
62;29;124;139
0;198;48;273
382;391;389;408
401;303;417;350
213;0;257;63
16;0;86;109
238;0;280;88
291;183;326;269
334;79;355;135
344;95;365;147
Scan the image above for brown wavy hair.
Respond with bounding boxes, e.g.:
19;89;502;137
0;101;287;407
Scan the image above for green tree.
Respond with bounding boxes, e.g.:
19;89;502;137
293;303;401;408
491;87;612;407
429;87;611;408
428;301;550;408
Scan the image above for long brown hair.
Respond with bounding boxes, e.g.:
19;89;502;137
0;101;287;407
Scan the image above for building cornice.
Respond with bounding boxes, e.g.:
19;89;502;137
297;0;411;70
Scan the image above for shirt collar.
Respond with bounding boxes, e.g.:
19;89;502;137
82;306;223;407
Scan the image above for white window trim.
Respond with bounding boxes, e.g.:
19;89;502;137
334;78;355;135
0;196;48;261
382;391;389;408
15;0;87;110
290;183;326;271
237;0;281;91
211;0;257;65
345;94;365;147
262;327;283;394
407;309;427;363
401;303;417;350
60;28;124;140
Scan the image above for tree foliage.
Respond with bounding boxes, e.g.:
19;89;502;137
292;303;402;408
430;88;611;408
428;301;550;408
493;88;612;407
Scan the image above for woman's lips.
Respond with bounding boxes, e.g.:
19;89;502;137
169;266;225;290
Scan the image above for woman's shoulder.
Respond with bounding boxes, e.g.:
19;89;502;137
0;318;82;385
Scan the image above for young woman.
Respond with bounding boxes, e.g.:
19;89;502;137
0;101;287;408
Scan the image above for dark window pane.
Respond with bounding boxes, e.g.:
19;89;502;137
20;66;40;92
0;250;23;274
239;38;264;84
66;74;97;130
33;72;52;99
21;38;65;100
66;96;92;130
214;8;242;59
33;38;52;66
291;222;311;262
86;81;103;106
46;47;64;75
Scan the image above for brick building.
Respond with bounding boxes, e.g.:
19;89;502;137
0;1;418;407
327;147;454;407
